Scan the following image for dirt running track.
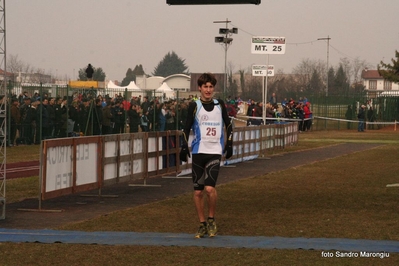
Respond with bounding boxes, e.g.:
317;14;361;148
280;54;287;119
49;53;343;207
1;143;382;230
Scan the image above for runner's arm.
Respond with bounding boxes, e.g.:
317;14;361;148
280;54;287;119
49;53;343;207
219;99;232;138
182;101;197;145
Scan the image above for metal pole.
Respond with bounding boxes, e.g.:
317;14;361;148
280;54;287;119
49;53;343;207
262;73;265;125
317;36;331;96
124;88;128;133
39;83;43;143
1;0;7;219
214;18;232;100
66;85;69;137
224;19;228;100
326;36;330;96
38;140;43;210
264;55;270;125
224;42;227;100
6;81;11;146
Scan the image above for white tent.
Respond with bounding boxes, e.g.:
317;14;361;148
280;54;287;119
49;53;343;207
156;82;173;92
156;82;175;99
106;80;144;98
107;80;142;91
106;80;126;98
127;81;141;90
107;80;123;89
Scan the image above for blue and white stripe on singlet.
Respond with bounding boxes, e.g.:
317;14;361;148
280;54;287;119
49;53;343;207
191;99;225;155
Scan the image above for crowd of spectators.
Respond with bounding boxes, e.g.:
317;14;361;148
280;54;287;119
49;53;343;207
243;95;313;132
3;91;196;146
3;90;323;146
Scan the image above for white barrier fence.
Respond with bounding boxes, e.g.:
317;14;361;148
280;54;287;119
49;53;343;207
40;122;299;201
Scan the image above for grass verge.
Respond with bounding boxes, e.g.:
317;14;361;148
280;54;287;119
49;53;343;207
2;130;399;265
6;144;41;163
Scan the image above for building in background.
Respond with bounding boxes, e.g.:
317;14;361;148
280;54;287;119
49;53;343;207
361;69;399;97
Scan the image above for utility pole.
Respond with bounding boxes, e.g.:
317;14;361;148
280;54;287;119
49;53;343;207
214;19;237;99
318;36;331;96
0;0;6;220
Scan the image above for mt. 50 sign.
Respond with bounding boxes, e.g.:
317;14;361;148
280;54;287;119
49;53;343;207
251;36;286;54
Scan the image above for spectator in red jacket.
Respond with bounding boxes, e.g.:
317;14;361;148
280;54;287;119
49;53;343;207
303;102;312;131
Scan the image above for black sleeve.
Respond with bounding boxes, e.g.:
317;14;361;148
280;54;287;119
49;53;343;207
218;99;233;140
182;101;197;145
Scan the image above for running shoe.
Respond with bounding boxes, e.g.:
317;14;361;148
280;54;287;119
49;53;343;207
195;223;208;238
207;218;217;237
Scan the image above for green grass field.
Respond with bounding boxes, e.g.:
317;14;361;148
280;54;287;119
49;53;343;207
2;130;399;265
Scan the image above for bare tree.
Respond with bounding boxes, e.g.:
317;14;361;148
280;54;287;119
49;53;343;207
7;54;23;73
246;75;263;101
226;61;238;97
7;54;32;83
238;69;246;97
30;68;43;84
340;57;352;84
292;59;317;90
352;57;372;83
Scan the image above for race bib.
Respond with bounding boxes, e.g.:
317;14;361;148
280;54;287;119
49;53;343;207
200;121;221;142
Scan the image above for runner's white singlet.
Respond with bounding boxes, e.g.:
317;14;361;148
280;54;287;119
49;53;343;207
191;99;224;155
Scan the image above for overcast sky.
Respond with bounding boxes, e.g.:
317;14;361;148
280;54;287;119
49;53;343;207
7;0;399;82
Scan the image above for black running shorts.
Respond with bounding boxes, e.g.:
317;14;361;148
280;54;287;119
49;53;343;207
191;153;222;190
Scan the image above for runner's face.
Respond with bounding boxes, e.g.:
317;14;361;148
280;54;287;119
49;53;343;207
199;82;214;101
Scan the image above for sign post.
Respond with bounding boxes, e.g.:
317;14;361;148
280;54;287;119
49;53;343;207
251;36;285;124
252;65;274;77
251;36;286;55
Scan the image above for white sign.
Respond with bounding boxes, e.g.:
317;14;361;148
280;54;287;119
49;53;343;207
76;143;97;186
46;146;73;192
251;36;286;54
252;65;275;76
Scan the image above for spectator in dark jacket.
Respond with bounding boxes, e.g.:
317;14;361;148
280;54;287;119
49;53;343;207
357;105;366;132
85;64;94;81
246;99;256;126
265;102;275;124
68;100;81;134
158;103;167;131
19;97;34;144
35;99;50;142
102;100;113;135
367;106;375;130
79;99;90;135
179;101;188;130
252;102;263;125
296;102;304;131
128;104;141;133
113;101;125;134
345;105;353;130
92;98;103;135
10;98;21;145
54;97;64;137
269;93;277;105
165;107;176;131
46;97;56;137
58;98;68;137
140;96;150;114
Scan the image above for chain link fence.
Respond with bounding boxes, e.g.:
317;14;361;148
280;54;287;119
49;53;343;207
308;92;399;130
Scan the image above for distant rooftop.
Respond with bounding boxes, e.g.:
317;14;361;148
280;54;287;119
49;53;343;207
361;69;382;79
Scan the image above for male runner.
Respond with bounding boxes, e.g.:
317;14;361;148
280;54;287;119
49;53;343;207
180;73;233;238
